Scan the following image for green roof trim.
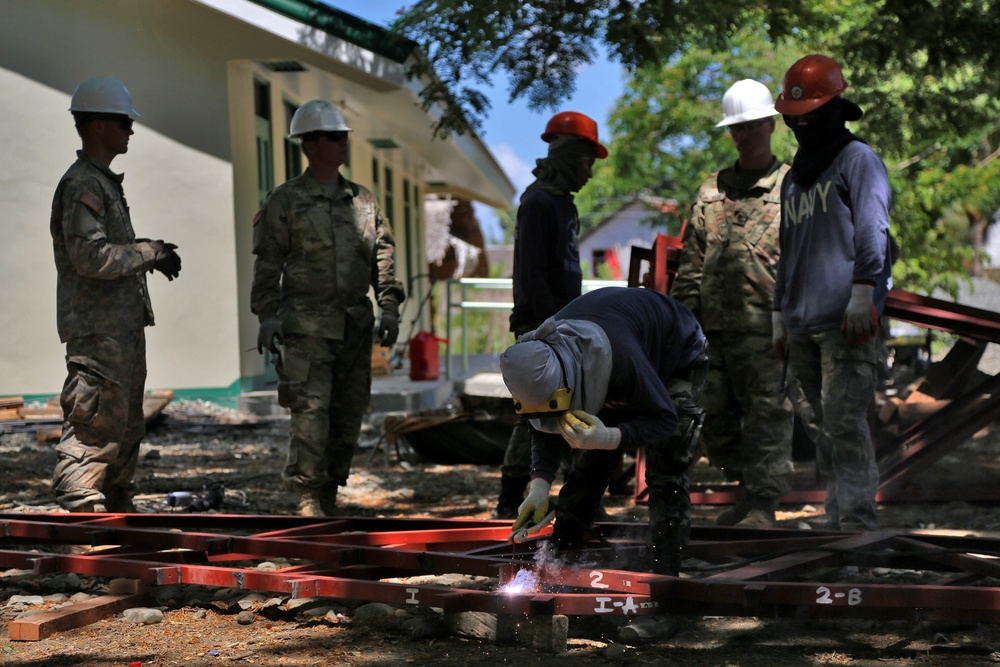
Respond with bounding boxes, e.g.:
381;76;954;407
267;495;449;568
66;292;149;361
249;0;416;63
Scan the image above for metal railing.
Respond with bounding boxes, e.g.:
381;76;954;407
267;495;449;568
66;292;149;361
444;278;626;378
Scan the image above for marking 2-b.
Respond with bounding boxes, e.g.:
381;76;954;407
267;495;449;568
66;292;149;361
816;586;862;606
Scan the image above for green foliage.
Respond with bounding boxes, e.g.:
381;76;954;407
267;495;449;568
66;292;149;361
575;25;804;230
392;1;834;138
393;0;1000;297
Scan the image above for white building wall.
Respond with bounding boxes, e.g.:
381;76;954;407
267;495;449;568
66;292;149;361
0;0;510;400
0;67;237;398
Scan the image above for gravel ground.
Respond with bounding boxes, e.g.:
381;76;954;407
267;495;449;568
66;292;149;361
2;375;1000;666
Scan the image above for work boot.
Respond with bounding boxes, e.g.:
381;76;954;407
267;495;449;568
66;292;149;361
320;486;338;516
296;488;325;517
715;495;751;526
736;507;776;528
492;474;529;520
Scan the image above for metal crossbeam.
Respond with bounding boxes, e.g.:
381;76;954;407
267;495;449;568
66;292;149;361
4;514;1000;626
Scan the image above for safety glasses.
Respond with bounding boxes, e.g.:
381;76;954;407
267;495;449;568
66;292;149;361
728;118;770;135
96;116;134;131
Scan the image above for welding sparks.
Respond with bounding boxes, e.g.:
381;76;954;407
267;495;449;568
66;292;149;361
500;542;567;594
500;567;540;594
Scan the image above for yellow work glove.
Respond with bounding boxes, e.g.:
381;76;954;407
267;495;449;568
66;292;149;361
510;478;551;539
559;410;621;450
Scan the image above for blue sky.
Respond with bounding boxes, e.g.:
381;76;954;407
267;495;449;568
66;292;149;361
340;1;626;242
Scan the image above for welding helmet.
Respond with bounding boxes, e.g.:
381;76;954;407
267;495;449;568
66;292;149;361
499;340;574;416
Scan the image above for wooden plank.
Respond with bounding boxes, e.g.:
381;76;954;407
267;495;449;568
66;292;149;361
0;396;24;410
8;593;148;641
20;408;61;420
36;426;62;443
143;390;173;423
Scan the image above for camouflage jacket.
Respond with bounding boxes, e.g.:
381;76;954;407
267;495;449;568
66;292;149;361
671;161;789;334
250;170;405;339
50;151;159;343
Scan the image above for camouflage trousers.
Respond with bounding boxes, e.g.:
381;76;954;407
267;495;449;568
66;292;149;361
53;331;146;510
276;328;372;491
553;348;708;575
789;330;879;530
700;330;794;502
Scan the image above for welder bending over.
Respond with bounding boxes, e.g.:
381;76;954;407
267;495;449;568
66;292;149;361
499;286;708;575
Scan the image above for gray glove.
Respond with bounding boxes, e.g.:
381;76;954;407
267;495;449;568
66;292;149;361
377;311;399;347
256;319;283;355
842;284;878;344
150;241;181;281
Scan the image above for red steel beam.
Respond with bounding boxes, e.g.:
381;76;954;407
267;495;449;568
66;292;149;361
884;288;1000;343
4;514;1000;626
877;372;1000;497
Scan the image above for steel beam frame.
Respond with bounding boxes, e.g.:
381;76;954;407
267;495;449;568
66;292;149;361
4;513;1000;626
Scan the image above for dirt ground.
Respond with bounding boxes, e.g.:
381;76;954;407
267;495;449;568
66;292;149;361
3;400;1000;666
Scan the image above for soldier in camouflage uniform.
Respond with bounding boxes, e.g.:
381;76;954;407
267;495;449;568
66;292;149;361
672;80;794;527
251;99;404;517
51;77;182;512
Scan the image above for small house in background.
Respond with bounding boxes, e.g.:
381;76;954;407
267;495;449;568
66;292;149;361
0;0;514;403
579;195;680;279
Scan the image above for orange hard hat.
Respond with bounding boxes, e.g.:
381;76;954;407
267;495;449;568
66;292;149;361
774;54;848;116
541;111;608;158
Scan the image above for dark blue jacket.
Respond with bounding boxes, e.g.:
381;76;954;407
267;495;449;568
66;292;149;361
531;287;705;482
510;188;583;332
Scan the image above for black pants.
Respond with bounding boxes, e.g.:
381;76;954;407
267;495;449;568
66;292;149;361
553;348;708;575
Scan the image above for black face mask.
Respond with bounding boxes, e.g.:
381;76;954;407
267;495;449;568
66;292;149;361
783;98;847;151
784;98;862;187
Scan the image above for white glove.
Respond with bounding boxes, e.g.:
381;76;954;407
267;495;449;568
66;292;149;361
771;310;787;360
511;478;551;537
558;410;621;450
842;283;878;344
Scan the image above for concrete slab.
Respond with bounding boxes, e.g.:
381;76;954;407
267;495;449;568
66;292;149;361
238;354;503;416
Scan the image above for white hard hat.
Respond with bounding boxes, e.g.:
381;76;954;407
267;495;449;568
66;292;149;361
716;79;776;127
289;99;352;138
69;77;140;119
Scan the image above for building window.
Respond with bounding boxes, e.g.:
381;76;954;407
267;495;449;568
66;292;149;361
410;182;424;327
384;166;394;225
372;157;381;204
343;133;352;181
282;100;301;181
591;248;621;279
253;79;273;207
403;178;413;288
